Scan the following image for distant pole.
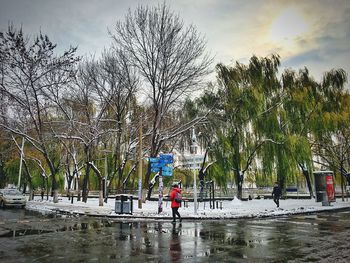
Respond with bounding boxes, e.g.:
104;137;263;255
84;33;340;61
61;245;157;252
104;150;108;203
212;181;215;209
158;168;163;214
190;128;198;214
138;115;143;209
17;137;25;189
193;168;198;214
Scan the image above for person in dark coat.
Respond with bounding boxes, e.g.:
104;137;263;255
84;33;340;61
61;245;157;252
170;183;182;223
272;182;282;208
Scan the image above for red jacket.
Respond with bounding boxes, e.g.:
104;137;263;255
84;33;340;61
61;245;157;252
170;187;181;208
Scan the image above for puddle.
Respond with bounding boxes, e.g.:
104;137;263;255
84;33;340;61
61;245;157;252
0;211;350;262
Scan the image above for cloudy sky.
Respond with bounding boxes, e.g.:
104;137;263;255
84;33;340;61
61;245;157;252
0;0;349;86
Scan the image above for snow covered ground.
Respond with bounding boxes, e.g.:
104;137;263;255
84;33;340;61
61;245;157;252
25;195;350;220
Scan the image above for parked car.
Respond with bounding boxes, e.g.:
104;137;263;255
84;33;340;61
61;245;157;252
0;188;27;208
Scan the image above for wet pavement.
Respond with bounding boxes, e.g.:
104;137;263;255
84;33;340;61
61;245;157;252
0;209;350;262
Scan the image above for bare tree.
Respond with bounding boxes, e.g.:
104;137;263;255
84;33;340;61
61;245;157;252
88;50;139;192
0;26;79;202
60;138;83;200
57;60;108;205
111;3;212;191
10;135;35;200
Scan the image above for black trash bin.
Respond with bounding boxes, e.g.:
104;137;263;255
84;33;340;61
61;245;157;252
115;195;133;214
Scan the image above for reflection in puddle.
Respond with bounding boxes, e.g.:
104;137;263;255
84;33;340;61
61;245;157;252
0;228;53;238
0;211;350;262
0;218;118;239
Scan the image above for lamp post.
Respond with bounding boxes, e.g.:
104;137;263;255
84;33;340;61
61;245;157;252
193;167;198;214
104;151;108;203
101;147;111;203
158;168;163;214
138;115;143;209
190;128;198;215
17;137;25;190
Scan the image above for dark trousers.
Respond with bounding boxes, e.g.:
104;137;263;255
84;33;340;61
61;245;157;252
273;197;280;207
172;207;181;222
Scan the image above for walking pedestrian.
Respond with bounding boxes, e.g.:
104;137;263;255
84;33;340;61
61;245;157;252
41;189;44;201
170;183;182;223
272;182;282;208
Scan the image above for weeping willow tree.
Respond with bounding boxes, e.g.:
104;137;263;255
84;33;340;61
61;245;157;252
310;69;349;198
199;54;348;199
282;68;317;196
261;67;348;196
259;68;319;196
206;54;283;199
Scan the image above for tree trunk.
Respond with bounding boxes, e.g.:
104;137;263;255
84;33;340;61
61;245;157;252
52;175;59;203
87;161;104;206
144;162;152;189
198;148;209;201
199;170;205;201
341;167;345;202
99;178;104;207
340;176;345;202
299;164;314;198
22;160;33;201
66;175;73;199
235;170;243;200
46;178;49;200
82;164;90;203
28;187;34;201
145;162;155;198
278;178;285;195
146;173;159;200
96;168;103;206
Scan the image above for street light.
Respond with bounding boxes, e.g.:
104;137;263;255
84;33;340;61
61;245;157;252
190;128;199;215
193;167;198;214
17;137;25;190
101;148;112;203
138;115;143;209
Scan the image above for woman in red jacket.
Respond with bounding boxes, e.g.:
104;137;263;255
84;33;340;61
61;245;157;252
170;183;182;223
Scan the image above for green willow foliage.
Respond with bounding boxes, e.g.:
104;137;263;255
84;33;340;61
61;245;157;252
199;54;349;198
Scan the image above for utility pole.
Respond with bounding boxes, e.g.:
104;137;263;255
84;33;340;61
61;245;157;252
158;168;163;214
138;115;143;209
193;168;198;214
104;149;108;203
17;137;25;189
190;128;198;215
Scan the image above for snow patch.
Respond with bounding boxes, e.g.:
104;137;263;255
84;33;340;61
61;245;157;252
231;197;243;206
25;196;350;220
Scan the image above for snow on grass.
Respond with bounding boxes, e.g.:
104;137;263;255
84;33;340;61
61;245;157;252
26;195;350;220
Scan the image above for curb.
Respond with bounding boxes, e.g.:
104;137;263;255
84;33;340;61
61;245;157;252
29;205;350;221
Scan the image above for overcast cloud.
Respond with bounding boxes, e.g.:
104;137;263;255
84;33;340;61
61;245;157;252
0;0;349;86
